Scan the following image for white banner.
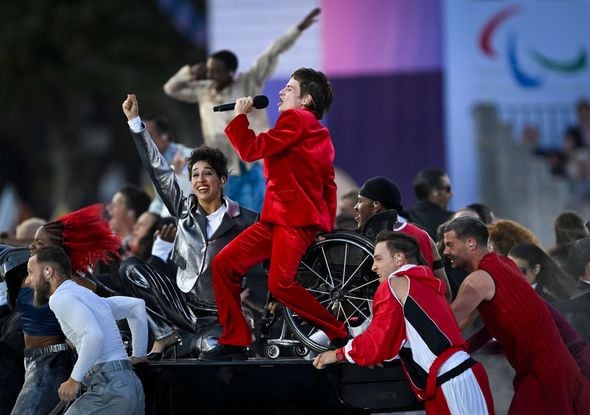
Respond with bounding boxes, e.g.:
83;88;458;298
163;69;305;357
444;0;590;207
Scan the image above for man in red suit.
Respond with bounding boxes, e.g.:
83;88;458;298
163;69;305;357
443;216;590;414
199;68;348;360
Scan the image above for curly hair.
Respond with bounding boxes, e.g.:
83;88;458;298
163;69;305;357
186;145;229;179
488;219;540;256
43;204;121;273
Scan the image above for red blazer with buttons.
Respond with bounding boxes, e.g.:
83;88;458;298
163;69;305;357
224;109;337;233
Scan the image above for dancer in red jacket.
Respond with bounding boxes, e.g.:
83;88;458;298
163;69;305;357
200;68;347;360
314;231;494;415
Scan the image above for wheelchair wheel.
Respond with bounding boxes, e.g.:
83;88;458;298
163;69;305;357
293;344;310;358
283;230;378;353
265;344;281;359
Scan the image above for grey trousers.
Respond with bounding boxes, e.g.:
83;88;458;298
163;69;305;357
65;359;144;415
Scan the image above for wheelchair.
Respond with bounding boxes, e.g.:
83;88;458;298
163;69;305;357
259;229;378;357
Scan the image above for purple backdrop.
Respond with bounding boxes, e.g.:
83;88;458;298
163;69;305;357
264;71;444;208
328;71;445;208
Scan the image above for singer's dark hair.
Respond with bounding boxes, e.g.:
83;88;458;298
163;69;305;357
186;145;229;180
210;50;238;73
292;68;333;120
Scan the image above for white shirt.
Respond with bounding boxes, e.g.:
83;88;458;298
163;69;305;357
49;280;148;381
206;203;227;238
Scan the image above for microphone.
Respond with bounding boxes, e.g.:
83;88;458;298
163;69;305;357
213;95;269;112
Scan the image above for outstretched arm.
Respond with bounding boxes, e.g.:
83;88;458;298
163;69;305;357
163;64;209;103
248;8;321;87
297;7;321;31
122;94;186;217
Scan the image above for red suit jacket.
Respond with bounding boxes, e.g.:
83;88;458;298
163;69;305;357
224;109;337;232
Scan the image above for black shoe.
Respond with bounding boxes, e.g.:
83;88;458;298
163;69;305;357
147;337;182;361
198;344;248;361
328;330;351;350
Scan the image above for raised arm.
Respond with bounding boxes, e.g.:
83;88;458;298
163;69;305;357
122;94;186;217
246;8;321;88
163;63;209;103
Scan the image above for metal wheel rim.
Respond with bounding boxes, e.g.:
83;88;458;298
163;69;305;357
283;234;378;353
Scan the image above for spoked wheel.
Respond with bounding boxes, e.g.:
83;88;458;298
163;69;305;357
283;230;378;353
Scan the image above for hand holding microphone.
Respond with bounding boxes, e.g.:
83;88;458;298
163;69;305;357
213;95;269;116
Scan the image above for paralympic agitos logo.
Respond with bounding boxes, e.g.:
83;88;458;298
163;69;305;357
479;5;587;88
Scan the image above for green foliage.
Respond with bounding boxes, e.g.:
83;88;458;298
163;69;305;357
0;0;205;106
0;0;207;218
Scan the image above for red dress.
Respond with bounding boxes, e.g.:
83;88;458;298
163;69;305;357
478;252;590;414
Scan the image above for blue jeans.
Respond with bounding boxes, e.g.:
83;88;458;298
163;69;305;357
11;344;74;415
225;163;265;212
65;360;144;415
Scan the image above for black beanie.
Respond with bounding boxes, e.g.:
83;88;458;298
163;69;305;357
359;177;403;212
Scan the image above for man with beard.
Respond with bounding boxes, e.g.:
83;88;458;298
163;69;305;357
28;246;147;414
313;231;494;414
11;204;123;415
443;216;590;414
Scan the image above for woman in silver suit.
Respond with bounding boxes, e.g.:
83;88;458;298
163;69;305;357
120;94;259;359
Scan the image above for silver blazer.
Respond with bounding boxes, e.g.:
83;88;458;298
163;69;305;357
131;127;259;310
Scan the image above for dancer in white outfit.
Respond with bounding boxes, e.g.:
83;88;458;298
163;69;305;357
27;245;148;415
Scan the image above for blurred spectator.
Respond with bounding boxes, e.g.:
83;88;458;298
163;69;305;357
563;238;590;342
508;243;576;303
466;203;495;224
487;219;540;256
453;203;496;226
568;151;590;202
105;184;151;256
130;211;160;260
98;185;151;292
572;99;590;147
143;114;192;217
406;168;454;239
548;211;589;277
15;217;47;244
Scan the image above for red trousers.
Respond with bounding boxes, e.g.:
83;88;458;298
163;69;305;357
212;221;348;346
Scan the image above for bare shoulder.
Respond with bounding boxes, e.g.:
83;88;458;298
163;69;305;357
463;270;495;301
388;276;409;305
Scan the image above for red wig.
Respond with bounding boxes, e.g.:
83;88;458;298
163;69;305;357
43;204;121;273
